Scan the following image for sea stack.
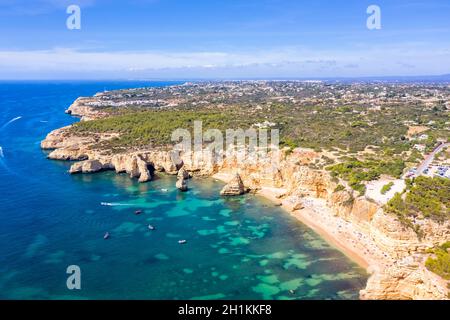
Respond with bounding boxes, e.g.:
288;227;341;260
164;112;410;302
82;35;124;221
220;173;246;196
136;156;152;183
176;167;189;192
177;167;190;180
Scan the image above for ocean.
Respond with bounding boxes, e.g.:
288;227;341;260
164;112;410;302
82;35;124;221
0;81;368;300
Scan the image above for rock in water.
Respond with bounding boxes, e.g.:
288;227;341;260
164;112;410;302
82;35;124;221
175;167;189;191
220;173;246;196
176;177;188;192
128;156;141;179
136;155;151;183
177;167;190;180
69;159;104;174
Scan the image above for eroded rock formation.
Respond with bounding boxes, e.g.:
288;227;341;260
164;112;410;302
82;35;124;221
360;255;449;300
69;159;105;174
40;101;450;300
220;173;246;196
176;168;188;191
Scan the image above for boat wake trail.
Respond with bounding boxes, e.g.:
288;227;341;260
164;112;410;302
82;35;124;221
0;146;3;158
101;202;133;207
1;116;22;130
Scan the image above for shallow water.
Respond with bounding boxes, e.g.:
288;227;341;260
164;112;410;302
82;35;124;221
0;81;368;299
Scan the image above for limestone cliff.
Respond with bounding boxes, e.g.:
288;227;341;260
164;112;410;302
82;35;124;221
41;101;449;300
69;159;105;174
65;97;110;121
360;255;449;300
212;148;449;300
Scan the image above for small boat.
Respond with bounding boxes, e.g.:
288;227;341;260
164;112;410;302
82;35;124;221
178;240;187;244
103;232;110;240
161;188;168;192
134;210;142;215
148;224;156;230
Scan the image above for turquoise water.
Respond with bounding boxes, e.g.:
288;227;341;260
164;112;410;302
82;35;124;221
0;81;368;300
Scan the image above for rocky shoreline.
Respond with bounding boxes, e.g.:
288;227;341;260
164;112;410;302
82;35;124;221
40;98;450;300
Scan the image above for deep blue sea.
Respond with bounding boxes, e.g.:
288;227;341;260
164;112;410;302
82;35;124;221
0;81;368;300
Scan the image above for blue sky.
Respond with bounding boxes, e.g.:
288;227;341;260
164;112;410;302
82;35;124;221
0;0;449;79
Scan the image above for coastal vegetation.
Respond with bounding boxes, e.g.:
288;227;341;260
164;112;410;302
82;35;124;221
69;82;449;156
44;81;450;299
326;159;405;195
385;177;450;225
71;108;261;152
69;82;449;227
425;242;450;281
381;182;394;195
406;149;423;164
71;100;448;156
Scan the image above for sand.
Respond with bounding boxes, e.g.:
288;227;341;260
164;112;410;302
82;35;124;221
365;178;406;205
213;173;389;272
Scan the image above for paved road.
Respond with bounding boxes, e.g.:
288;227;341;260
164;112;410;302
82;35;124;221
416;142;450;176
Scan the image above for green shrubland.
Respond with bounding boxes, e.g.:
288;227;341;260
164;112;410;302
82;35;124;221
385;177;450;224
425;242;450;280
381;182;394;195
71;108;260;152
70;95;448;155
326;159;405;195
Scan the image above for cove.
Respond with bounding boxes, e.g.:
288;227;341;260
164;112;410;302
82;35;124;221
0;81;368;300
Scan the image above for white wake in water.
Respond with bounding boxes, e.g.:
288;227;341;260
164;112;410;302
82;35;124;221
0;146;3;158
100;202;133;207
1;116;22;130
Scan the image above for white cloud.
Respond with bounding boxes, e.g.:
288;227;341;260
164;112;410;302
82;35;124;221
0;45;448;79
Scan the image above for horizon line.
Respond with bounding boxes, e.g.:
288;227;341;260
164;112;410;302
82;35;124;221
0;73;449;83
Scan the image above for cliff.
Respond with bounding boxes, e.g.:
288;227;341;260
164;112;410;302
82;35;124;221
65;97;110;121
213;148;449;300
40;100;450;300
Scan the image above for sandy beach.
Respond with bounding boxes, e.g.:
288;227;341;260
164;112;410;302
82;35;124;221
213;173;390;273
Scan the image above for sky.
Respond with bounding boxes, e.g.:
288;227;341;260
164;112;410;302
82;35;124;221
0;0;449;79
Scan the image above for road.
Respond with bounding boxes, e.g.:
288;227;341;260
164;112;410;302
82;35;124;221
415;142;450;176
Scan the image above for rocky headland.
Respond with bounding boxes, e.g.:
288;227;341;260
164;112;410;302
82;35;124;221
41;96;450;300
